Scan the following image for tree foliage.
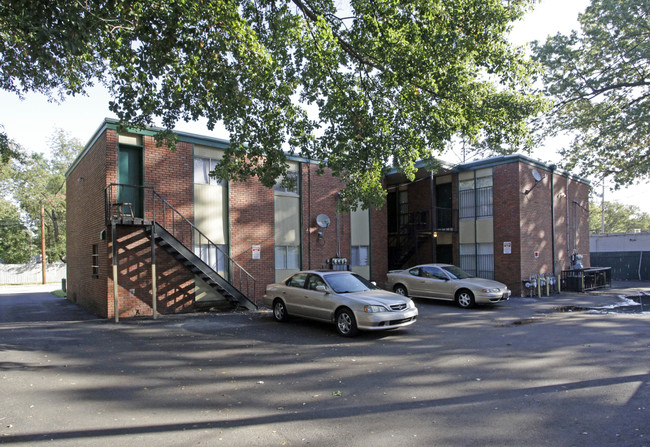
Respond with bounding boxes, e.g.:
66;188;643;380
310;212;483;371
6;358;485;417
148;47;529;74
0;198;33;263
533;0;650;188
1;0;546;209
0;129;83;262
589;200;650;233
0;126;22;164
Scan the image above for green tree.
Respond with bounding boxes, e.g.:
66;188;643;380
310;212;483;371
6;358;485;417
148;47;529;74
0;198;33;263
589;200;650;233
0;129;83;262
0;126;22;164
533;0;650;188
0;0;546;209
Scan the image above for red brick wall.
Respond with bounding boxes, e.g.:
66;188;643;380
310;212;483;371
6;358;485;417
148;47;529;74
573;179;590;267
66;130;112;316
370;203;388;286
519;162;556;284
67;126;197;318
105;133;196;318
143;137;194;247
107;225;196;318
493;163;524;295
408;177;432;214
493;162;590;296
230;176;276;303
554;174;590;270
408;178;434;265
301;163;349;270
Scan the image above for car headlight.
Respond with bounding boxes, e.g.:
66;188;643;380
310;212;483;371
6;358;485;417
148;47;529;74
407;300;416;309
364;305;388;313
481;288;500;293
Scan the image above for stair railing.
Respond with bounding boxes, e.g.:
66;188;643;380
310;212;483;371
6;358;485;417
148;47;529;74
105;183;256;303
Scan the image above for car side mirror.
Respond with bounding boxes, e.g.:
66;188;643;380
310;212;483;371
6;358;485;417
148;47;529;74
315;284;328;293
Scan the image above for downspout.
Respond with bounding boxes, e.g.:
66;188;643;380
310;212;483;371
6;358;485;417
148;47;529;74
474;170;478;274
336;207;341;258
430;171;436;263
368;206;373;280
566;175;571;258
550;165;556;277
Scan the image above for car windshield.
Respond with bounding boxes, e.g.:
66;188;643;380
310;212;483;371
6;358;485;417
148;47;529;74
324;273;376;293
441;265;473;279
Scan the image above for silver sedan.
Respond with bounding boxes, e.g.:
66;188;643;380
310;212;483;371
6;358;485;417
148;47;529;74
386;264;511;308
263;270;418;337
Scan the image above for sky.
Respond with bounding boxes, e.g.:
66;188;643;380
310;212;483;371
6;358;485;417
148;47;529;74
1;0;648;213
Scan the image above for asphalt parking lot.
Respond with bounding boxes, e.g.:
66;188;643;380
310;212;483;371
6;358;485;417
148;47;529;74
1;283;649;447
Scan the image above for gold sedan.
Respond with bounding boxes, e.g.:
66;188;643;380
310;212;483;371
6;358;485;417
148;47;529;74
386;264;511;308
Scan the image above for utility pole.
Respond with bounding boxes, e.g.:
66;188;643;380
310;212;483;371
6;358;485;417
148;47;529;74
600;181;605;234
41;203;46;284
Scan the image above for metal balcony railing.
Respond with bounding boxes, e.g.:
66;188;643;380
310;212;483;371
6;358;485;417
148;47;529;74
105;183;256;302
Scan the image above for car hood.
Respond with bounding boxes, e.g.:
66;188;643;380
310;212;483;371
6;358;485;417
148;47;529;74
341;289;411;305
457;277;508;290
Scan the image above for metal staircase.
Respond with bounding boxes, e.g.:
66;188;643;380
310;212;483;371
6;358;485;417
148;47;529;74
106;183;257;311
388;208;458;271
153;223;257;310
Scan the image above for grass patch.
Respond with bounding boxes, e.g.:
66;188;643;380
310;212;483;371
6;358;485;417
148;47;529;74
51;289;67;298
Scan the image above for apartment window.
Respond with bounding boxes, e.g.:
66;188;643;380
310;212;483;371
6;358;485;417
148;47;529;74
194;243;228;274
275;246;299;269
459;244;476;276
459;243;494;279
273;170;299;194
399;190;409;229
350;245;369;266
194;157;226;186
459;175;493;219
91;244;99;278
476;176;493;217
459;179;475;219
477;243;495;279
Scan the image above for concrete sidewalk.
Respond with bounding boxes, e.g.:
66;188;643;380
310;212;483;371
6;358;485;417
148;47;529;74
508;279;650;315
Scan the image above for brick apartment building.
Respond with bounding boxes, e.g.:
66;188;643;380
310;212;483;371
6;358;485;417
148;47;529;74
66;119;385;318
65;119;590;318
385;155;591;296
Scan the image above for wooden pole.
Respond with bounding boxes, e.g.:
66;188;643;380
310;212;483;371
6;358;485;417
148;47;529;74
151;223;157;320
112;221;119;323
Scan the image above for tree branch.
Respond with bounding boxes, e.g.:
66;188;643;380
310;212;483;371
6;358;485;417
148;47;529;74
290;0;380;70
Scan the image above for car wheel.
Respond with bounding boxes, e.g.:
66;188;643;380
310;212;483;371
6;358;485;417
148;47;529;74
394;284;408;296
455;289;475;308
273;299;289;322
335;308;359;337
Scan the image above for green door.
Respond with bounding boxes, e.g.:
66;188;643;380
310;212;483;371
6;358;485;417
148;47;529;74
117;145;143;217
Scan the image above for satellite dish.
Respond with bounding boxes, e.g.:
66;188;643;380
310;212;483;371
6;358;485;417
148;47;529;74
316;214;331;228
532;169;542;182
